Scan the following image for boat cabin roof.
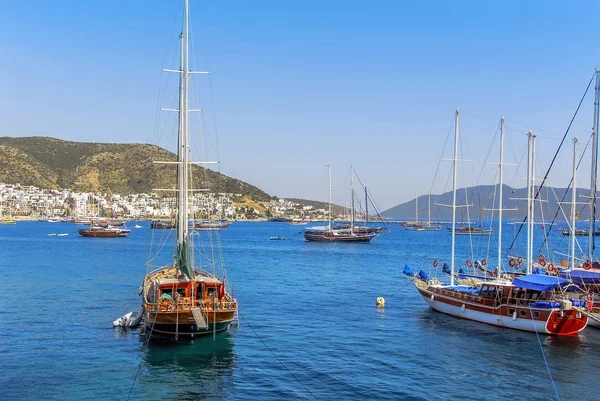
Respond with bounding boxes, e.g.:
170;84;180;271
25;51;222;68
156;276;221;286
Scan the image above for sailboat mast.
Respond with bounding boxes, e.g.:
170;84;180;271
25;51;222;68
365;186;369;225
176;0;191;272
572;137;578;270
589;70;600;261
350;166;355;233
415;192;419;223
478;193;482;227
451;109;459;286
328;165;332;231
526;131;536;274
428;193;431;226
498;116;505;272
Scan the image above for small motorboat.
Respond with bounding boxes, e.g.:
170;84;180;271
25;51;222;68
270;236;287;240
134;224;142;229
112;309;143;328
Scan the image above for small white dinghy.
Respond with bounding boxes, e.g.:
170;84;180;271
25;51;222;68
113;308;143;328
133;224;142;229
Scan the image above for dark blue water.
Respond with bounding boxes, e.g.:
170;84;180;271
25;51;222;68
0;221;598;401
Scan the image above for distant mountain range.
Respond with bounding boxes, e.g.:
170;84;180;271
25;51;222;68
0;136;273;201
382;184;597;222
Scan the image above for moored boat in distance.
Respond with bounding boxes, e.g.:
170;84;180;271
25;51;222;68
193;220;231;230
560;228;600;236
450;226;493;235
79;225;130;237
403;192;442;231
151;219;175;229
268;217;291;223
287;219;308;225
303;227;376;242
303;165;380;243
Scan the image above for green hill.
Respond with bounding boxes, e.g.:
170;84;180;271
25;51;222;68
0;136;273;200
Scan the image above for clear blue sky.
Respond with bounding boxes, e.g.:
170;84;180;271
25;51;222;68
1;0;599;210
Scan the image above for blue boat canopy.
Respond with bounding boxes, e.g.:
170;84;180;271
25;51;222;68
512;274;569;291
560;270;600;285
418;270;430;281
403;264;414;277
442;263;451;274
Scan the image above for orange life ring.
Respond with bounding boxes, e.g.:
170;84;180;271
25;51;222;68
433;259;439;267
466;260;473;268
539;257;546;267
481;259;487;267
517;256;523;264
583;261;592;270
547;263;556;273
509;258;517;267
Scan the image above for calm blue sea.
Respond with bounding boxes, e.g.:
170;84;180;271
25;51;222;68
0;221;599;401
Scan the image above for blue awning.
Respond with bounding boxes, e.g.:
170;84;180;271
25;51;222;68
442;263;451;274
560;270;600;285
512;274;569;291
418;270;430;281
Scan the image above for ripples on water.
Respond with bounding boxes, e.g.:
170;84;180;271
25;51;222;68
0;222;599;400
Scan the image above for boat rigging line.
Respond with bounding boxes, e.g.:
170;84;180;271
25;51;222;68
239;312;320;401
536;133;592;255
507;72;596;253
528;305;561;401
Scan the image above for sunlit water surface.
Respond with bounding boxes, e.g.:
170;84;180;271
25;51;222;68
0;221;598;400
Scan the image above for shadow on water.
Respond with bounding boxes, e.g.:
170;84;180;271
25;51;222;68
135;333;237;400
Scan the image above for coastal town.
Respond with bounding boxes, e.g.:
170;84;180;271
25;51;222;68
0;182;335;221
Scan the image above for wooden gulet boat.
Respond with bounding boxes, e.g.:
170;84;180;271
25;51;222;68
78;220;130;237
141;0;237;340
150;219;175;229
405;111;587;335
303;165;377;242
403;192;441;231
193;220;231;230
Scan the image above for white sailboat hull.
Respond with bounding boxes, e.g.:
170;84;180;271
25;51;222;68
422;292;551;333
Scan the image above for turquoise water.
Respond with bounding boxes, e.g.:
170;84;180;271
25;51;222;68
0;221;599;400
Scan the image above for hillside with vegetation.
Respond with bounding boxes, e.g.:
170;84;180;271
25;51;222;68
0;136;273;201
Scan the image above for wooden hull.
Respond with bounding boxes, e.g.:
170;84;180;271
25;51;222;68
78;229;127;237
414;283;587;335
560;229;600;236
194;223;230;230
144;309;235;338
304;231;375;242
451;230;493;236
353;226;386;234
150;221;175;229
404;225;441;231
